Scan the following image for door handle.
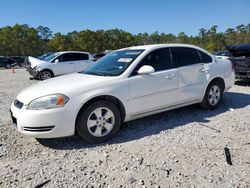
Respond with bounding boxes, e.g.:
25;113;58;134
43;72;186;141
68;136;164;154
165;74;175;79
69;63;73;64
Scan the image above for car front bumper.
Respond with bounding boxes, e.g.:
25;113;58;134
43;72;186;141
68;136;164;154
27;67;40;78
10;101;76;138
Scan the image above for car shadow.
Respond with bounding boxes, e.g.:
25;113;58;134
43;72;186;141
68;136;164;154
37;91;250;150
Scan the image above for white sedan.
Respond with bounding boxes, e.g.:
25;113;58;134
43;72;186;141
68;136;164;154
27;51;94;80
11;44;235;143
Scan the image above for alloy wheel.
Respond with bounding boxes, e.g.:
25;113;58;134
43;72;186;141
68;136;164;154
208;85;221;106
87;107;115;137
40;71;51;80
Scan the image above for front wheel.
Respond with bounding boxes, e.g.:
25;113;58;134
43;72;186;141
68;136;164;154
200;82;223;110
76;100;121;144
39;70;53;80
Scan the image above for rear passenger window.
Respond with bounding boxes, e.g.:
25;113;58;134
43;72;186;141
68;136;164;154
198;50;213;63
171;47;201;66
73;53;89;61
134;48;173;73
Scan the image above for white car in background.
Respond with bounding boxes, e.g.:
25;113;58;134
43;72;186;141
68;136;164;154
27;51;94;80
11;44;235;143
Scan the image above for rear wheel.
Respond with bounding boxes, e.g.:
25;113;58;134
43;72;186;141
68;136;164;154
76;100;121;144
39;70;53;80
200;82;223;109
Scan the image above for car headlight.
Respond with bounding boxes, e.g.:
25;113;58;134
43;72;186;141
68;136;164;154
34;66;41;71
27;94;69;110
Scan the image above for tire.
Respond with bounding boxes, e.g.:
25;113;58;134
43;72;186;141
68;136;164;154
200;82;223;110
5;64;11;69
39;70;53;80
76;100;121;144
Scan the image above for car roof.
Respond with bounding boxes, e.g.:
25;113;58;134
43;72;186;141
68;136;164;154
56;51;90;55
122;43;206;51
119;43;213;57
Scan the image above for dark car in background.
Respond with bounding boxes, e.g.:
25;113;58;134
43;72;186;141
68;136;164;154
0;56;15;69
227;43;250;81
93;50;112;61
10;56;26;67
93;53;106;61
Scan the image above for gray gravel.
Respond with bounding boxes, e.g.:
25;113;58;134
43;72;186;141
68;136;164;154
0;69;250;187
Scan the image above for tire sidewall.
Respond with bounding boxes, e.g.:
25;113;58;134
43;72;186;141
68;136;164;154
76;100;121;144
201;82;223;109
39;70;52;80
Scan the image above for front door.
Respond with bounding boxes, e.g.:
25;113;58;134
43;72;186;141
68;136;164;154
127;48;178;116
54;53;75;75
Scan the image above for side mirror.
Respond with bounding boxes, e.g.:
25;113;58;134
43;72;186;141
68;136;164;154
137;65;155;75
54;59;59;63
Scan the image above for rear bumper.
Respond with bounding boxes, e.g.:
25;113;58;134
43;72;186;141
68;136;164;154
232;59;250;79
235;70;250;79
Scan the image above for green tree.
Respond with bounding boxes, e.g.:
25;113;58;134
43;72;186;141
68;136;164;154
0;23;250;56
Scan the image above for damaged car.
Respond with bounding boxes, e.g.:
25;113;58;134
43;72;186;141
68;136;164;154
227;43;250;80
26;51;94;80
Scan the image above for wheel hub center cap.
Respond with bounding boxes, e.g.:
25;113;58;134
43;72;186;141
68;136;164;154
98;118;106;125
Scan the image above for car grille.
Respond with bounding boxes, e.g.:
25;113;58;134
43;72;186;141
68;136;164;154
14;99;23;109
23;126;55;132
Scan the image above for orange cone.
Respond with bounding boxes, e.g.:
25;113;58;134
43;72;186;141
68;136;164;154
12;67;15;73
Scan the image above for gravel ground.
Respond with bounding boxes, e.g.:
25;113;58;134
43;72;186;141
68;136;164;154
0;69;250;187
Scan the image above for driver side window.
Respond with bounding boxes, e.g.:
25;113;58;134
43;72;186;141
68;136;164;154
61;53;74;62
132;48;173;75
53;55;62;63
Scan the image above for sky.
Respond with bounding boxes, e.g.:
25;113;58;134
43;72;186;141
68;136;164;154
0;0;249;36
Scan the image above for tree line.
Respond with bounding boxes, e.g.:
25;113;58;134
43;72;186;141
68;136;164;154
0;23;249;56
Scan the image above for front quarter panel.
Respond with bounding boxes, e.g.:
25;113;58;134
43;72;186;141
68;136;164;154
71;79;129;124
38;63;55;72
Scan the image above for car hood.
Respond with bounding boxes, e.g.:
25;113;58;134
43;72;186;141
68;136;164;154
16;73;115;104
28;56;48;68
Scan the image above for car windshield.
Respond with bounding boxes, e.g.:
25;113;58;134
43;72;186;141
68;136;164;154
38;53;53;60
43;53;59;62
83;49;144;76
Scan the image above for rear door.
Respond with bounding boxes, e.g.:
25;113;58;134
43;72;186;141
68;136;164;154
171;47;210;103
128;48;178;116
72;53;91;72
